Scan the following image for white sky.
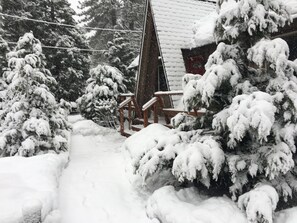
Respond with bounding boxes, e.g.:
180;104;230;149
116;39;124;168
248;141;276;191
67;0;80;12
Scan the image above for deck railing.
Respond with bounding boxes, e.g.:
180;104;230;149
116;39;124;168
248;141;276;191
118;90;205;137
118;93;141;137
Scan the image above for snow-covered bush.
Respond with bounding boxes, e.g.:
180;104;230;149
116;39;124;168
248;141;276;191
238;184;279;223
127;0;297;222
125;124;224;188
0;32;70;157
77;64;126;128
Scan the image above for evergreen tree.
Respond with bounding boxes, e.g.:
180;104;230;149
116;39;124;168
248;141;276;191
0;4;9;75
121;0;145;30
130;0;297;222
0;32;70;157
79;0;145;65
0;33;8;76
79;0;120;65
77;64;126;128
105;31;135;92
2;0;90;102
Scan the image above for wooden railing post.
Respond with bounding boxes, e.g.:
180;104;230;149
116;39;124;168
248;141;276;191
153;102;158;123
143;110;148;127
118;94;136;137
128;101;132;129
142;97;159;128
157;96;170;124
119;108;124;136
132;96;142;118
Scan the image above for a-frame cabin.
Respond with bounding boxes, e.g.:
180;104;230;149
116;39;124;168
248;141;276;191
120;0;297;136
136;0;297;109
135;0;216;109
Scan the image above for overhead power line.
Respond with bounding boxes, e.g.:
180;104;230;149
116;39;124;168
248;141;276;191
4;41;106;53
0;12;142;33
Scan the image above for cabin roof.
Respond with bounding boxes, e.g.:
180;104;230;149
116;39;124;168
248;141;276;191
128;55;140;69
150;0;216;102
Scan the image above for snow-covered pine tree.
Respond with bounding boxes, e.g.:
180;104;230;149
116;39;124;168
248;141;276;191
77;64;126;128
0;32;70;157
105;31;135;92
121;0;145;30
0;34;8;77
2;0;90;102
79;0;144;66
50;34;90;102
129;0;297;222
79;0;121;65
120;0;145;54
0;5;8;76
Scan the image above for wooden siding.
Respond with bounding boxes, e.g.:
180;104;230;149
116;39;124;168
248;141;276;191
136;3;162;108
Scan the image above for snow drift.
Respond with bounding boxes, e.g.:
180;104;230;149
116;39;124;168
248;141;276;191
0;153;68;223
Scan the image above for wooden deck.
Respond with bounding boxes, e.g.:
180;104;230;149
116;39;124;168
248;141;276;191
118;91;206;137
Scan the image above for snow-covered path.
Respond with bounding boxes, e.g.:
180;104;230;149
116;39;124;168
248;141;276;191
58;116;150;223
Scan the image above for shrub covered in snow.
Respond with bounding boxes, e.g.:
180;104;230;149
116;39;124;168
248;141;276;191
126;0;297;222
0;32;70;157
77;64;126;128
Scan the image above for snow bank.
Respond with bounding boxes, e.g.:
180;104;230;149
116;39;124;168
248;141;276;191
71;119;116;136
0;153;68;223
146;185;297;223
275;207;297;223
146;186;247;223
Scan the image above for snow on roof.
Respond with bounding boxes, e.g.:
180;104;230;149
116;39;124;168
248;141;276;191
190;0;297;48
128;55;139;69
150;0;216;105
284;0;297;18
190;11;217;48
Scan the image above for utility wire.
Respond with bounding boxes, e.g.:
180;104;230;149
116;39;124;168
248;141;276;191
4;41;106;53
0;12;142;33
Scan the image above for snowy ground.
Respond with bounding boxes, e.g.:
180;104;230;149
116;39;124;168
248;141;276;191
58;115;150;223
2;116;297;223
0;153;68;223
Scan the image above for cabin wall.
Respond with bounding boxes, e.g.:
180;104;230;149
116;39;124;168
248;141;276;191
136;3;160;108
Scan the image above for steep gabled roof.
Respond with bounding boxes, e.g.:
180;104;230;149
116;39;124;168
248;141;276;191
150;0;216;105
